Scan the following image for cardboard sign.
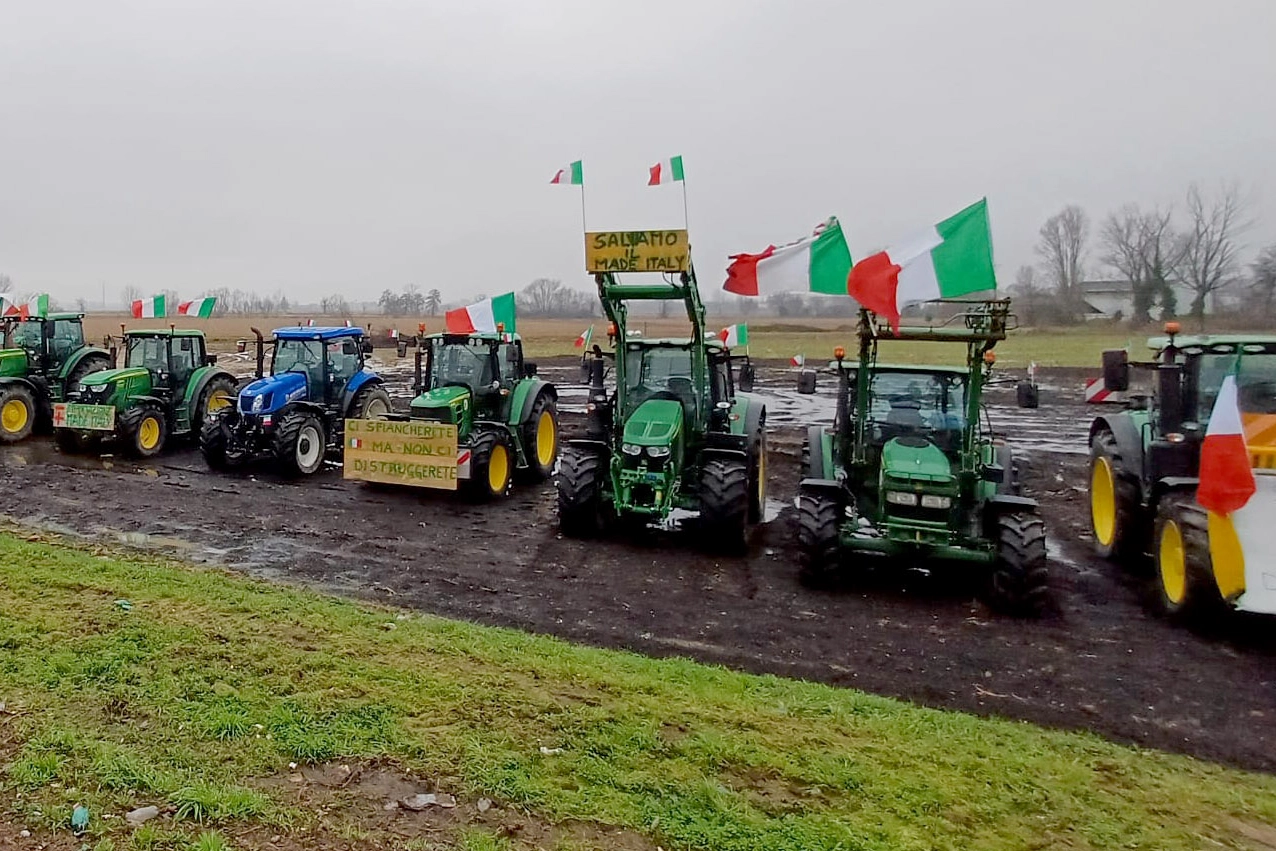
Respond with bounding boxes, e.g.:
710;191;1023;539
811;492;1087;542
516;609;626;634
585;230;689;273
53;403;116;431
342;419;460;489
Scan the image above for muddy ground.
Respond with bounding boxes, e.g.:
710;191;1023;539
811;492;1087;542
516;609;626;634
1;356;1273;774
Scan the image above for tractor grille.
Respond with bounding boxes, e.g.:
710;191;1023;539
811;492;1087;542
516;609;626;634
412;406;454;424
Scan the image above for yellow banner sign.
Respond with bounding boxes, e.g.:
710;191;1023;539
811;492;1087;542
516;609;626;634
342;419;460;489
585;230;689;273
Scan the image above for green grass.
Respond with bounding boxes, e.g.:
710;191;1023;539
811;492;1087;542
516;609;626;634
0;532;1273;850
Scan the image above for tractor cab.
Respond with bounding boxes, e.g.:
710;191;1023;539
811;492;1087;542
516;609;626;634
238;327;375;417
122;331;213;397
2;314;92;375
411;331;535;437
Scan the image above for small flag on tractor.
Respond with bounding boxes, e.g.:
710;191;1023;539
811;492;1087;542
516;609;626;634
3;294;49;318
131;295;166;318
574;326;594;348
306;318;316;327
177;296;217;318
648;155;684;185
550;161;583;185
344;319;353;328
389;329;400;340
719;324;748;348
1198;368;1257;516
791;354;805;367
724;217;852;297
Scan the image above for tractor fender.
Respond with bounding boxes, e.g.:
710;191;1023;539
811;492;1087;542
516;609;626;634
184;367;237;419
278;399;328;419
805;426;831;478
126;395;169;418
340;369;383;415
1089;412;1143;463
798;477;843;500
511;379;556;426
1150;477;1198;509
742;400;765;450
0;376;38;393
565;437;609;454
701;446;748;463
56;346;111;382
985;493;1038;512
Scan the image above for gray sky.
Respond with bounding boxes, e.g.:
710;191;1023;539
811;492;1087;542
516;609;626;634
2;0;1273;305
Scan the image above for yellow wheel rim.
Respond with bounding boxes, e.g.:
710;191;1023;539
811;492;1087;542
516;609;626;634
488;444;510;494
1158;518;1187;605
536;411;556;467
1091;456;1116;547
139;416;161;451
757;442;767;505
1;399;29;434
207;389;232;413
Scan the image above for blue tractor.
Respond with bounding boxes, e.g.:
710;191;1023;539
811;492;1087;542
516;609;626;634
200;326;391;476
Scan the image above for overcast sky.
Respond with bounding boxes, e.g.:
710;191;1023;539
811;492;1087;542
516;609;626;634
2;0;1273;305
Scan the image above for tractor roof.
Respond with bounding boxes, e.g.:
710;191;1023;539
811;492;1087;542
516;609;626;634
125;329;206;339
13;312;84;322
832;362;970;376
1148;334;1276;351
626;337;727;350
426;331;522;343
273;327;365;341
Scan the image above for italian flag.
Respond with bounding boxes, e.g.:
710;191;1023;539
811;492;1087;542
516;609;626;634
446;292;517;335
350;437;364;450
3;294;49;318
177;296;217;318
719;324;748;348
791;354;805;367
1197;370;1256;515
389;329;400;340
574;325;593;348
131;295;166;318
550;161;583;185
724;217;852;297
648;155;684;185
306;319;316;327
847;198;995;332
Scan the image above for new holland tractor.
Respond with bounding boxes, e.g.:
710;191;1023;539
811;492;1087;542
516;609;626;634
1088;324;1276;620
201;326;390;476
797;300;1049;615
53;328;237;457
556;266;767;552
0;313;113;443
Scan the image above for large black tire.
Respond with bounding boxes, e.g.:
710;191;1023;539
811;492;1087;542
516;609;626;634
518;393;559;482
0;384;37;443
54;427;92;454
747;424;767;524
1152;500;1222;623
699;456;751;554
66;353;112;390
348;384;392;419
200;408;245;471
464;428;513;501
1089;429;1144;562
797;489;842;586
118;403;168;459
557;447;608;537
985;511;1050;616
196;376;238;436
274;411;326;476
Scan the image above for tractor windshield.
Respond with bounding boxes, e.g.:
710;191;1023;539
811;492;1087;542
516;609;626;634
272;339;326;391
125;337;171;373
9;320;43;352
427;340;494;389
623;345;695;414
1197;353;1276;418
867;371;967;447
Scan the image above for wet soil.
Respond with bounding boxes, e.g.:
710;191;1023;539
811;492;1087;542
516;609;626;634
1;358;1273;774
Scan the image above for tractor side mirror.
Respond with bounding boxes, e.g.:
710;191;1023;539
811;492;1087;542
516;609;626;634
523;361;538;378
361;338;374;355
205;354;217;365
737;362;756;393
981;464;1005;484
1102;350;1129;392
1158;364;1184;434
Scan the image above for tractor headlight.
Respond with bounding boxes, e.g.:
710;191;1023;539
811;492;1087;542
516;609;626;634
622;443;642;456
251;394;265;413
885;491;918;506
647;446;671;458
78;383;89;393
920;494;951;509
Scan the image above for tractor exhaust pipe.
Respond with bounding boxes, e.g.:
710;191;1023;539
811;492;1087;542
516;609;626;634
250;327;265;379
413;347;424;394
585;349;608;440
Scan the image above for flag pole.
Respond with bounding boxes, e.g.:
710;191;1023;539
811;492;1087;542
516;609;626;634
680;174;690;234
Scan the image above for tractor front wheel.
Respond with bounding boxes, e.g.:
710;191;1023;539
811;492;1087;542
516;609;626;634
118;403;168;458
699;456;751;554
986;511;1049;616
55;428;93;454
797;489;842;586
519;393;559;481
197;376;238;435
200;408;244;471
274;412;326;476
1153;500;1221;623
465;428;513;501
557;446;607;537
349;384;392;419
0;384;36;443
1089;429;1143;563
747;423;768;524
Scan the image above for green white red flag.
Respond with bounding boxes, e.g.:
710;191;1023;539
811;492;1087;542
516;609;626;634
791;354;805;367
131;295;166;318
648;155;684;185
3;294;49;318
1197;370;1256;515
724;217;852;297
177;296;217;318
574;325;593;348
550;161;583;185
847;198;995;332
719;324;748;348
446;292;517;335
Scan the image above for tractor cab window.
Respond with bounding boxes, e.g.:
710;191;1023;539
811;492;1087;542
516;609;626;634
868;371;966;447
126;337;171;376
50;320;84;364
10;320;43;353
624;345;696;415
498;343;520;387
327;338;360;389
429;340;493;389
1197;353;1276;418
170;337;197;387
273;339;325;394
709;355;733;406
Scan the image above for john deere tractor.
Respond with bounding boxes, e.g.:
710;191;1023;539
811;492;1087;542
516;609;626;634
797;301;1049;615
557;266;767;552
54;328;237;457
1088;324;1276;619
200;326;390;476
0;313;113;443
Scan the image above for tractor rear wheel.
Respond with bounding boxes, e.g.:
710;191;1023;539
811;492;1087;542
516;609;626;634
349;384;392;419
699;455;750;554
747;425;768;524
118;403;168;458
201;408;244;471
274;411;326;476
1153;500;1222;623
1089;429;1143;563
197;376;238;436
0;384;36;443
797;489;842;586
986;511;1049;616
519;393;559;481
557;446;607;537
67;353;112;390
464;428;513;501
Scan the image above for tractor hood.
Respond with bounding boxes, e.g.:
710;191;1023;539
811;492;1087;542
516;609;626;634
623;398;684;447
409;385;472;428
239;371;308;415
0;349;28;379
81;367;148;390
880;437;954;485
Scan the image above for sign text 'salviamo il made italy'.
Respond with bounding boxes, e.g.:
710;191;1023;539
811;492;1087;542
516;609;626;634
585;230;689;273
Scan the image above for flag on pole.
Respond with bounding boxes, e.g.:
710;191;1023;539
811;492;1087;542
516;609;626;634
306;318;316;327
131;295;166;318
344;319;353;328
446;292;517;335
389;328;400;340
791;354;805;367
574;325;594;348
724;217;852;297
648;155;684;185
550;161;584;185
847;198;995;332
719;324;748;348
3;294;49;318
177;296;217;318
1197;369;1257;515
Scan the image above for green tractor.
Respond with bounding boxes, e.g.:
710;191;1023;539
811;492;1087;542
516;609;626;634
1088;324;1276;619
0;313;114;443
556;266;767;552
397;328;559;498
54;328;238;458
797;301;1049;615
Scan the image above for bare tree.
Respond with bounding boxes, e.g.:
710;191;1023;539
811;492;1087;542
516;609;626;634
425;288;442;316
1249;243;1276;317
320;294;349;315
1035;205;1090;316
0;273;11;295
519;278;564;315
120;285;141;308
1100;205;1185;324
1179;183;1248;328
